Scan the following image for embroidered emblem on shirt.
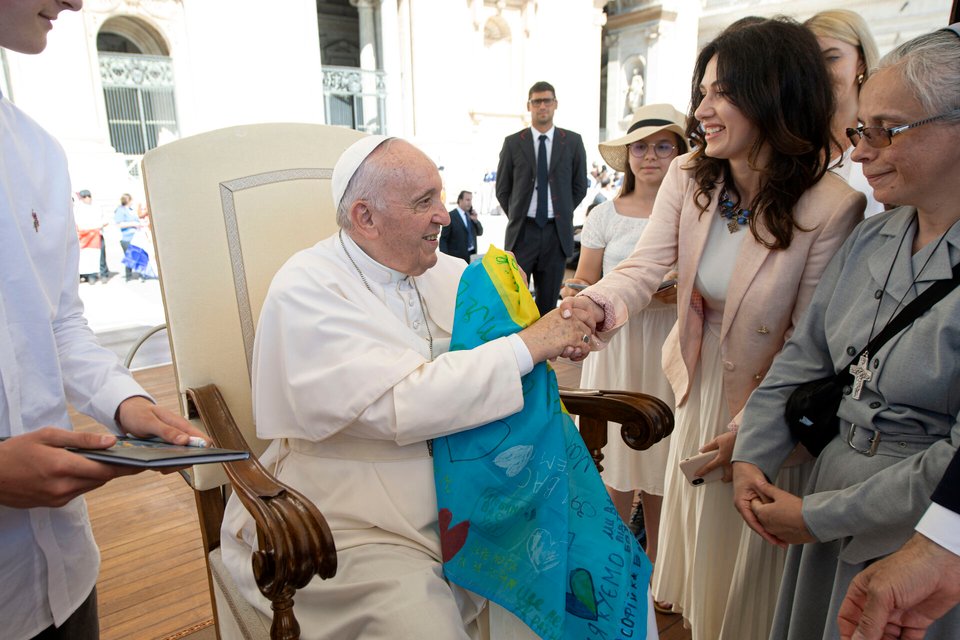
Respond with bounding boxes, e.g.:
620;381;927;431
32;210;40;232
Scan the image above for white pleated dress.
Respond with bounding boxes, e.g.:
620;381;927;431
651;214;810;640
578;200;677;494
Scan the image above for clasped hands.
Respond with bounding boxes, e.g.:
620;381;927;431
555;294;607;361
518;295;605;364
733;461;815;548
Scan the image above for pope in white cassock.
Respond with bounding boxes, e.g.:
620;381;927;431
221;135;597;639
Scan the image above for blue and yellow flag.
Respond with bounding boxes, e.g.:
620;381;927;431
432;247;652;639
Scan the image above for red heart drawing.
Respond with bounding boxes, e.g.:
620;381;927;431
439;508;470;562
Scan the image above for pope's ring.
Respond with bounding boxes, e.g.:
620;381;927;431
581;334;591;345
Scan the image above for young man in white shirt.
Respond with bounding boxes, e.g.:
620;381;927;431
0;2;205;638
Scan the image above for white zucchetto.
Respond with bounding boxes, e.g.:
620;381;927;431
331;134;391;210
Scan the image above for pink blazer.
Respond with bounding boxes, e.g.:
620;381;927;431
587;154;865;423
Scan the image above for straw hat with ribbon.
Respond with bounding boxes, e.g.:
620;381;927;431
598;103;688;172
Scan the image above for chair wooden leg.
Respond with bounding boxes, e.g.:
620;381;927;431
270;592;300;640
579;415;609;473
194;487;226;639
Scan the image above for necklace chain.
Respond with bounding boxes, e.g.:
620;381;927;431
852;214;954;399
339;230;434;361
718;188;752;234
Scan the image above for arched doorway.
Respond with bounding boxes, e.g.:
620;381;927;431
97;16;178;174
317;0;386;134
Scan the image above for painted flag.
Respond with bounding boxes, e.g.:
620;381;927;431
432;246;653;639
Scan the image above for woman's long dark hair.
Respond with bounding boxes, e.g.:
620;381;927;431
685;17;834;250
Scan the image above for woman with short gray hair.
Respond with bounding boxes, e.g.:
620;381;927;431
731;25;960;640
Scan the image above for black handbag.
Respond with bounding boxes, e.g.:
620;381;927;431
785;375;846;456
786;262;960;456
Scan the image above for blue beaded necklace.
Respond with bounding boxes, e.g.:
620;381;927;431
718;188;752;233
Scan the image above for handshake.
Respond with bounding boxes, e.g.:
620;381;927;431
517;295;606;364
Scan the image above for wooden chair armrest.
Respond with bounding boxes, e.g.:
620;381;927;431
559;387;674;473
186;384;337;640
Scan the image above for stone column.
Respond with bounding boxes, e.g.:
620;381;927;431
379;0;402;136
604;33;621;141
352;0;379;132
397;0;415;135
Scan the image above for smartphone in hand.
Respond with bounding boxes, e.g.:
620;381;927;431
679;450;722;486
563;282;588;291
657;278;678;292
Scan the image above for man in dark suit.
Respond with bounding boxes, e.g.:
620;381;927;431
496;81;587;316
838;448;960;640
440;190;483;263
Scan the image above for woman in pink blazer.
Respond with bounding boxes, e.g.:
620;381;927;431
563;18;866;640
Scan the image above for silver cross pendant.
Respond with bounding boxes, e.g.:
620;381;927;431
849;352;873;400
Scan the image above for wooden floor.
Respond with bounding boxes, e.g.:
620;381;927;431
76;361;690;640
73;365;213;640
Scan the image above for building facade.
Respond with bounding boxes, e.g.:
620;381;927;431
1;0;607;215
2;0;949;217
601;0;951;143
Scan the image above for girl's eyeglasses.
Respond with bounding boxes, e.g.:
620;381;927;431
628;141;678;159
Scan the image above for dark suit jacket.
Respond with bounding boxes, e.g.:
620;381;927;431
439;208;483;263
932;447;960;514
496;127;587;257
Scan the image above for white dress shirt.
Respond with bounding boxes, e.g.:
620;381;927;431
0;93;147;639
916;503;960;556
455;206;475;251
525;126;555;220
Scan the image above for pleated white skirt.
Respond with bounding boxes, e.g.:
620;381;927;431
651;324;809;640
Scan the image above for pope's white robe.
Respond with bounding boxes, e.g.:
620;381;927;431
221;233;526;639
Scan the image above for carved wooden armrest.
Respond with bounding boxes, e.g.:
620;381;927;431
186;384;337;640
559;387;674;473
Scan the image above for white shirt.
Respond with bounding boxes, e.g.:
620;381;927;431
695;208;748;325
916;502;960;556
73;200;102;231
526;126;555;220
455;206;475;251
0;94;146;638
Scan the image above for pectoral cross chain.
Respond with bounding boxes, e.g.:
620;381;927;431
848;353;873;400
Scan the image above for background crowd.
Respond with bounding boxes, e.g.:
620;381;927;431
73;189;157;284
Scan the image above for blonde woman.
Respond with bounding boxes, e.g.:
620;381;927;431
561;104;687;571
806;10;885;216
